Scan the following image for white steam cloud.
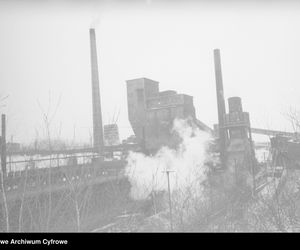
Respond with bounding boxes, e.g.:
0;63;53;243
125;118;213;201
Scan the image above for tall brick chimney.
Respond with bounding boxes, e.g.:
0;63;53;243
90;28;103;154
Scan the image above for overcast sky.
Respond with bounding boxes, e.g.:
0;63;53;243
0;0;299;144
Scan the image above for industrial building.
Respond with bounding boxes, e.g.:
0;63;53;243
1;26;300;232
104;124;120;146
224;97;255;170
126;78;210;153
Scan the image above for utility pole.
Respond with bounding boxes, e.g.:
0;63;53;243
163;169;174;232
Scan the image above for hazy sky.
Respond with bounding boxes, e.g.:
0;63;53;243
0;0;300;144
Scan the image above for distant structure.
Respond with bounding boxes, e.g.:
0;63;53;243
126;78;211;153
223;97;255;171
103;124;120;146
90;28;104;154
122;135;138;145
213;49;255;167
213;49;256;190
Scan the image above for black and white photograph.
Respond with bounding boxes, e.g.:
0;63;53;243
0;0;300;236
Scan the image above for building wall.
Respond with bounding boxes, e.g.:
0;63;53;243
126;77;197;153
145;95;196;152
103;124;120;146
145;106;183;152
224;97;255;176
126;78;159;143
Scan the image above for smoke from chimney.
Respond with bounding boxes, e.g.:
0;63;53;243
125;118;213;201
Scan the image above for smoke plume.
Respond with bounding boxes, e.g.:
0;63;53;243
125;118;213;201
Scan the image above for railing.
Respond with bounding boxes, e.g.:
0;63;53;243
251;128;299;139
4;143;140;157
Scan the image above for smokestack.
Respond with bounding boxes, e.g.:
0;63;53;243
1;114;6;176
90;28;104;154
213;49;227;167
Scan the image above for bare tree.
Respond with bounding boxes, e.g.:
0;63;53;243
283;106;300;135
18;165;29;232
0;167;9;232
37;92;61;231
